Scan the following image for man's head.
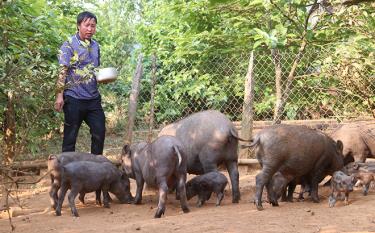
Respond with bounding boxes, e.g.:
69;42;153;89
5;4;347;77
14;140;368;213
77;11;97;41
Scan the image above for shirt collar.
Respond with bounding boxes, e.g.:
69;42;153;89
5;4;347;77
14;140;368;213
75;32;92;47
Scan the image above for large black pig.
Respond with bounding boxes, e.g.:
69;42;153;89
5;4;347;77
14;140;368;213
121;135;190;218
243;124;344;210
55;161;133;217
47;152;115;209
158;110;248;203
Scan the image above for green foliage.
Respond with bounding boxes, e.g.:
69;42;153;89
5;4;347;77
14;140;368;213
0;0;80;156
1;0;374;159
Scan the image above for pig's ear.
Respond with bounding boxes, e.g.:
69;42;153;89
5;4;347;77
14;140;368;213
336;140;344;153
48;154;56;160
122;145;131;156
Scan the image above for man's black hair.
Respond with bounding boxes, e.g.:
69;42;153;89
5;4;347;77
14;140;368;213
77;11;97;25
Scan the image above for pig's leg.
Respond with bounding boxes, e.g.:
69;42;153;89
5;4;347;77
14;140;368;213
78;192;85;204
134;175;144;204
49;180;59;210
287;182;296;202
344;192;350;205
225;160;240;203
96;190;102;205
196;192;205;207
298;184;306;201
68;187;80;217
281;187;288;202
216;190;224;206
177;175;190;214
102;191;111;208
363;183;370;196
155;180;168;218
55;182;68;216
266;182;279;206
255;165;276;211
310;171;324;203
328;192;337;208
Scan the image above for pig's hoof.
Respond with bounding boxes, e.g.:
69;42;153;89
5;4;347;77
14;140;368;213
254;201;264;211
55;211;61;216
182;207;190;213
154;210;165;218
134;199;142;205
232;195;240;203
270;201;279;207
104;204;110;208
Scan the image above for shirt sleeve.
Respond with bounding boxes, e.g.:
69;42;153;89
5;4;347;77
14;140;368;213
58;41;74;67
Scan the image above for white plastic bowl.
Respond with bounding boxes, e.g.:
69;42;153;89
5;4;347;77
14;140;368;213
96;67;118;83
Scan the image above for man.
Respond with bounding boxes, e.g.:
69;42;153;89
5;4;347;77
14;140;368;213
54;11;105;155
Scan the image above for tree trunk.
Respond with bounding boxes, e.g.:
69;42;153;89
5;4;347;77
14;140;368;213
273;39;307;124
124;54;143;145
272;48;283;124
241;51;255;158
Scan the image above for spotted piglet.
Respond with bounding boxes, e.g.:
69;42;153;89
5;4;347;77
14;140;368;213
355;171;375;196
328;171;355;207
186;171;228;207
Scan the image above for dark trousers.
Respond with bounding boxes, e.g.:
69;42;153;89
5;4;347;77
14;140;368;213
62;95;106;155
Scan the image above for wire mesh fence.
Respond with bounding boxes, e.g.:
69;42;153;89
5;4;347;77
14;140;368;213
130;46;374;142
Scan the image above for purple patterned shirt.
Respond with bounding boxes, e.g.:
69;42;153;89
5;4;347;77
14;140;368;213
58;33;100;99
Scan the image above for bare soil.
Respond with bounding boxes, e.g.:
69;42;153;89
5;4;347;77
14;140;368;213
1;169;375;233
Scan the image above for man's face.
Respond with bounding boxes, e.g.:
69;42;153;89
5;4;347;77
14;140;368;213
78;17;96;41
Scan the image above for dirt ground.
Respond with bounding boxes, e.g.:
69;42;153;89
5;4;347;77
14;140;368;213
1;168;375;233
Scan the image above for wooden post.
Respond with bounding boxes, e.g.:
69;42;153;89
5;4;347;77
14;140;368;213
124;54;143;145
148;54;157;143
241;51;255;158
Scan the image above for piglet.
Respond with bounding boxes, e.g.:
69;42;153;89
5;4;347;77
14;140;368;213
355;171;375;196
55;161;132;217
47;152;113;209
186;171;228;207
328;171;355;207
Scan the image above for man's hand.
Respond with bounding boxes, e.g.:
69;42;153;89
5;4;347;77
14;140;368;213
54;93;64;112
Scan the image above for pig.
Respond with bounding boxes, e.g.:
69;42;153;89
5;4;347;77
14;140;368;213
185;171;228;207
55;161;133;217
47;152;115;209
354;171;375;196
267;172;309;203
328;171;355;207
158;110;250;203
121;135;190;218
243;124;344;210
330;122;375;163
